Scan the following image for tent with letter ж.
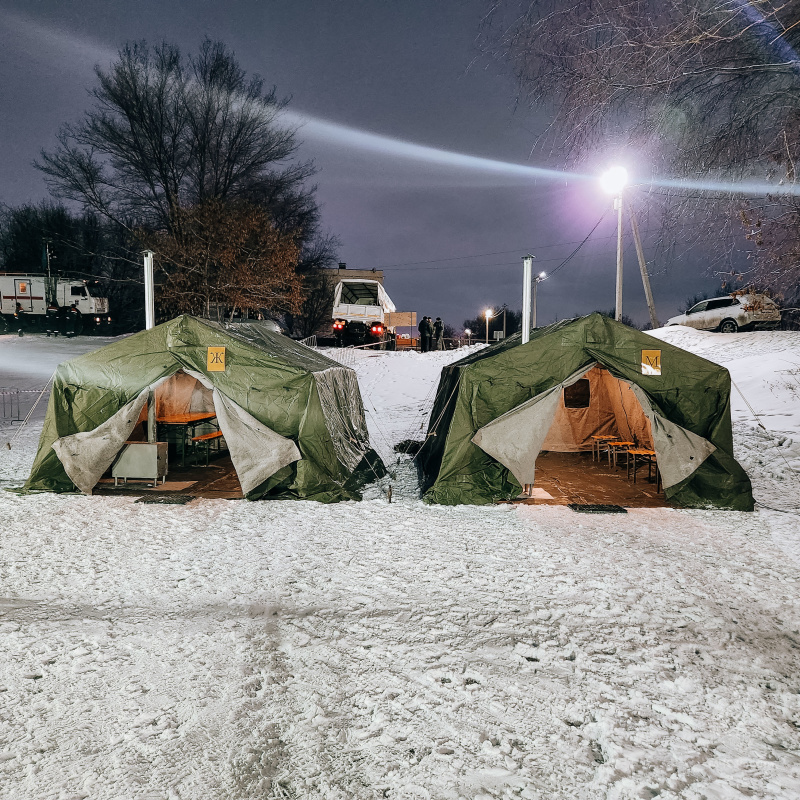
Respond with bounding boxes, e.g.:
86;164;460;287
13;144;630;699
25;315;385;501
418;313;753;510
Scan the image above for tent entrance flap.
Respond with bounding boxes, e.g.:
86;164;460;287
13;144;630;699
471;365;594;486
182;371;301;496
472;363;715;491
51;375;174;494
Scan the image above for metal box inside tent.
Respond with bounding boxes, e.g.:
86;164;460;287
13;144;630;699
111;442;168;486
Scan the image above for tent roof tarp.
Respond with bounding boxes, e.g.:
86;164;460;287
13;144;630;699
25;315;384;501
418;313;753;510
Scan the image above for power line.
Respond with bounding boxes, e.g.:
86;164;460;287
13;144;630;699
546;212;609;278
390;213;612;274
372;225;662;270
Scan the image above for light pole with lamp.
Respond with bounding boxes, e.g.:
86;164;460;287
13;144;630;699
463;328;471;346
599;166;628;322
484;309;492;344
532;271;546;329
598;166;660;329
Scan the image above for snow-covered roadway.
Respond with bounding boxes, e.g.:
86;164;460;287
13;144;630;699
0;329;799;799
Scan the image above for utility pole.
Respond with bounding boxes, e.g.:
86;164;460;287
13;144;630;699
627;203;659;330
600;167;628;322
43;240;55;305
532;272;547;329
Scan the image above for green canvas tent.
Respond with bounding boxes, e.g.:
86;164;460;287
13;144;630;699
25;315;384;501
419;314;753;510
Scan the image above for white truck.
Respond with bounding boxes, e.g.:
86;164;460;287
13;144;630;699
0;273;111;333
331;278;397;346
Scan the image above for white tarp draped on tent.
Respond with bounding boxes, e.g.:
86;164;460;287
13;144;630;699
185;370;301;496
210;388;301;495
51;375;172;494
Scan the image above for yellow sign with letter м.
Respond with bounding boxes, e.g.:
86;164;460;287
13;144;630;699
207;346;226;372
641;349;661;376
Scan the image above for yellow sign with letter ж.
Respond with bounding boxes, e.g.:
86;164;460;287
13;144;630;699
207;346;226;372
641;349;661;376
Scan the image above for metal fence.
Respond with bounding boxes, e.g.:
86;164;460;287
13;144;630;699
0;388;51;423
323;347;356;368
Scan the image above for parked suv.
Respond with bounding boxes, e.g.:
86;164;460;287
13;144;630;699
666;293;781;333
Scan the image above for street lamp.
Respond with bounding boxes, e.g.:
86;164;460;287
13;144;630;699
532;271;546;329
484;308;492;344
600;166;628;321
464;328;471;346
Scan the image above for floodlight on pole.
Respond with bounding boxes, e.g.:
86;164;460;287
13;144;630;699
485;308;492;344
464;328;471;346
600;166;628;197
600;166;628;321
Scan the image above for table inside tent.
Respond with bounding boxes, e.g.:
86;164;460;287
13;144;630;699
156;411;219;466
132;371;220;468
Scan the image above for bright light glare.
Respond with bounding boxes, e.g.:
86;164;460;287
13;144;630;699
539;271;547;279
464;328;471;336
485;309;492;319
600;166;628;196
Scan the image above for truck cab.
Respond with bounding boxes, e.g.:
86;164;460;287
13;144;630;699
0;273;111;333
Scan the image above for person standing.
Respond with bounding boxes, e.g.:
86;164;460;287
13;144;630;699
418;315;430;352
433;317;444;350
46;301;60;337
67;303;82;337
14;302;26;336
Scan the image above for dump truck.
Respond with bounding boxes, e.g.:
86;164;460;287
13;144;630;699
0;273;112;334
331;278;397;347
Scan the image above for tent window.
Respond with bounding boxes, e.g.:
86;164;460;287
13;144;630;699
564;379;590;409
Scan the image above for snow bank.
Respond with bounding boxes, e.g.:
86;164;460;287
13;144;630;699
0;330;799;799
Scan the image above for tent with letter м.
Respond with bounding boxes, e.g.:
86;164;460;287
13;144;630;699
24;315;385;501
418;313;753;510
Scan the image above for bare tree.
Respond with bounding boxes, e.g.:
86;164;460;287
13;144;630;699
485;2;800;170
37;39;315;238
483;1;800;301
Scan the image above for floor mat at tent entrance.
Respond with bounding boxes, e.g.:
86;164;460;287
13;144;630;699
502;451;669;509
568;503;628;514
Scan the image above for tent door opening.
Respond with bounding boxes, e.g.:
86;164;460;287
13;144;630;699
526;365;660;503
109;370;234;492
473;364;667;506
114;368;302;497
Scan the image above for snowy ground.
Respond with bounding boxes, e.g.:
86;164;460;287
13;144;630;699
0;329;799;799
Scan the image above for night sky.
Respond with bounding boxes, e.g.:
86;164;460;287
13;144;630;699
0;0;728;329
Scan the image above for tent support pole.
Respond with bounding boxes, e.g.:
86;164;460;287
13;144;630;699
147;390;156;443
